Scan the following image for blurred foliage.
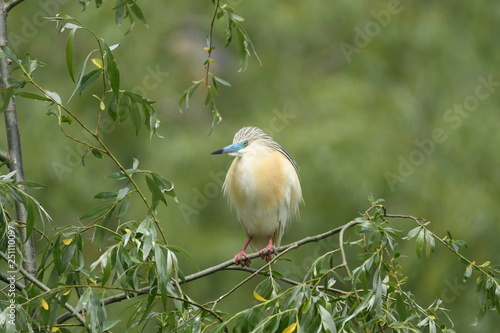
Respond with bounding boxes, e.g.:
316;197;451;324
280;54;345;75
0;0;499;331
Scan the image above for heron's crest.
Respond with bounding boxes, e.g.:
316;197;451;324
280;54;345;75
233;127;300;175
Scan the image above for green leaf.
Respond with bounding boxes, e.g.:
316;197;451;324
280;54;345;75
0;46;22;68
406;226;421;240
318;304;337;333
178;79;203;112
94;192;117;200
116;181;130;201
129;2;148;27
106;170;127;180
154;245;170;308
78;68;103;91
212;74;232;87
68;49;98;103
15;92;52;102
18;181;48;189
66;28;77;82
1;86;14;113
145;175;164;209
103;320;121;330
108;93;118;121
463;265;473;282
91;148;103;159
118;91;130;122
103;42;120;96
129;98;141;135
80;202;115;220
415;228;425;259
25;198;35;239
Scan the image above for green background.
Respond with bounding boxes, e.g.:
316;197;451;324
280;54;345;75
2;0;500;330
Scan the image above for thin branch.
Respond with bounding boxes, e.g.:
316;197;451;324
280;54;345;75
0;148;9;162
385;213;500;288
223;266;352;295
205;0;220;87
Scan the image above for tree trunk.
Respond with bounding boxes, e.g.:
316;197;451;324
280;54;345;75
1;0;37;282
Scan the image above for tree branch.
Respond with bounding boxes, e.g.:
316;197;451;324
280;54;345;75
5;0;25;12
0;147;9;163
0;271;25;290
54;221;360;324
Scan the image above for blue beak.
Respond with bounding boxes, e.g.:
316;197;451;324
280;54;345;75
211;142;242;155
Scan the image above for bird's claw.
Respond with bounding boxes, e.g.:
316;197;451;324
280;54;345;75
234;251;251;267
259;245;276;262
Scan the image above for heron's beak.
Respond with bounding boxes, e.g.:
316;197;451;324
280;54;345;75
211;143;241;155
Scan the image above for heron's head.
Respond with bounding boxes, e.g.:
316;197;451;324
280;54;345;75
211;127;272;157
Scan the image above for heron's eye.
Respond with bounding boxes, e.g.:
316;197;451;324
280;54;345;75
243;141;249;146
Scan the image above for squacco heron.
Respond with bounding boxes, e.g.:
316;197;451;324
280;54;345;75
211;127;303;266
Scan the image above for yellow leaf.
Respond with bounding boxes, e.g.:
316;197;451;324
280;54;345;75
480;261;491;267
41;298;49;310
282;323;297;333
124;228;131;233
100;101;105;110
208;58;215;63
63;289;71;296
203;47;210;51
429;315;436;320
51;327;59;332
62;238;73;245
253;291;267;302
91;58;103;68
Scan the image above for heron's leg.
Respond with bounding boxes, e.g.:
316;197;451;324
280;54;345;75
259;236;276;262
234;236;253;267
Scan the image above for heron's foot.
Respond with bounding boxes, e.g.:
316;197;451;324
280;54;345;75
234;251;251;267
259;245;276;262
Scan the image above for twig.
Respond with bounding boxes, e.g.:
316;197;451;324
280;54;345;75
205;0;221;87
224;266;352;295
0;148;9;162
385;213;500;288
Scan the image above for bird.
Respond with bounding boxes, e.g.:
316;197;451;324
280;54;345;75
211;126;303;267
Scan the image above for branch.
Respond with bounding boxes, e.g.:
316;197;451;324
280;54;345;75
0;148;9;163
205;0;220;87
4;0;25;12
0;271;24;290
185;220;360;284
385;213;500;288
223;266;352;296
55;221;361;324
